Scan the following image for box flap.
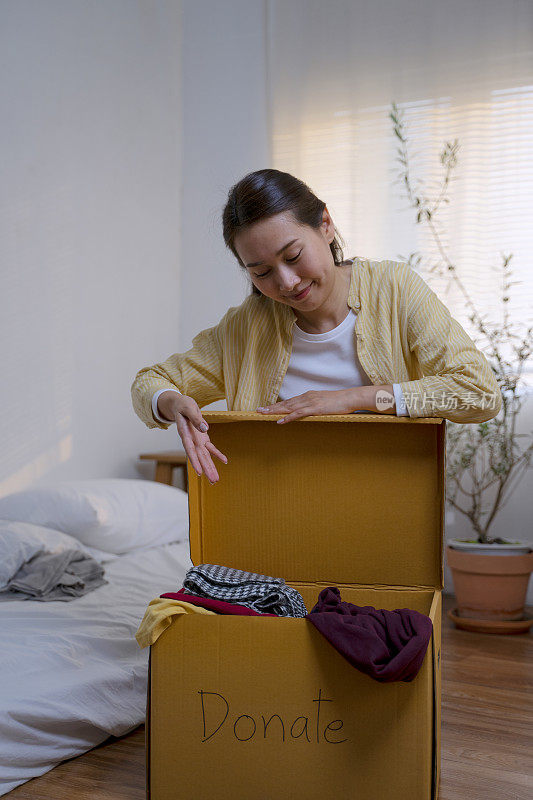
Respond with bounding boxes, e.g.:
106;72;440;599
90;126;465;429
188;412;445;590
146;649;151;800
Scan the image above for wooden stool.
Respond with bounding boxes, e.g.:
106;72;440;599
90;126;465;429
139;450;188;490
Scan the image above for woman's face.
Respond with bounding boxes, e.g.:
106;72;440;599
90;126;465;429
234;209;338;311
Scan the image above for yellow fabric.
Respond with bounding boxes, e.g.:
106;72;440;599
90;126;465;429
135;597;216;649
131;258;502;425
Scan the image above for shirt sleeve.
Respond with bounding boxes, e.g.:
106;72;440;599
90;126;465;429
131;320;226;431
396;266;502;423
392;383;408;416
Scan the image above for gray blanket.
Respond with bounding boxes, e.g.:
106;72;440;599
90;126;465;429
0;548;108;602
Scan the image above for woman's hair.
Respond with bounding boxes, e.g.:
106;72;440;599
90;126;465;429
222;169;346;296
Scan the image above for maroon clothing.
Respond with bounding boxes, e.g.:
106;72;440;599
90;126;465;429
160;588;278;616
306;587;433;683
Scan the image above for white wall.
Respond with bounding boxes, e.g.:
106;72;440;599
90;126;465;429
0;0;183;493
179;0;270;378
135;0;271;476
0;0;270;486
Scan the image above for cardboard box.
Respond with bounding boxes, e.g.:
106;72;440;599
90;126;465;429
146;412;444;800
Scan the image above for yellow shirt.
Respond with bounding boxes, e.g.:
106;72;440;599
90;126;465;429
131;258;502;426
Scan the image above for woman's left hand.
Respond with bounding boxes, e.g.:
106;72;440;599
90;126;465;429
256;389;361;424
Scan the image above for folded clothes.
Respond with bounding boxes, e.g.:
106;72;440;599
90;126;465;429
306;587;433;683
182;563;307;617
0;549;107;602
160;589;278;616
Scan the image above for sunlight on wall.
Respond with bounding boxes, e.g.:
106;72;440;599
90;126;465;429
0;172;75;493
0;435;73;498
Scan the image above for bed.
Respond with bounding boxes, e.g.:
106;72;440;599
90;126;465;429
0;479;193;796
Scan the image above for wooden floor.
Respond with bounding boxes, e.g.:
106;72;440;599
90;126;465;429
7;595;533;800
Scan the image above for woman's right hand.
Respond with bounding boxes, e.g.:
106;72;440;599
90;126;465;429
158;392;228;484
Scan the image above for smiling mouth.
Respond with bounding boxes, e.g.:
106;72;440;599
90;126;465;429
291;284;312;300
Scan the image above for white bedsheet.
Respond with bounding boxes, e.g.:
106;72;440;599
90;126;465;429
0;540;193;796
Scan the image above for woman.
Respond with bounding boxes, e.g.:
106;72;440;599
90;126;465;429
131;169;502;485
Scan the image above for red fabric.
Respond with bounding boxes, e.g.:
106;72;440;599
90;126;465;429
306;587;433;683
160;588;278;616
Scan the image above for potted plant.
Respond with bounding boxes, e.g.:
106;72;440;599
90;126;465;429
389;102;533;631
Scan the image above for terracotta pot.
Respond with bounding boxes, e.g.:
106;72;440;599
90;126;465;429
446;545;533;621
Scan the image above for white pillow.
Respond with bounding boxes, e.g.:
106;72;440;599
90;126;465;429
0;479;190;555
0;521;96;591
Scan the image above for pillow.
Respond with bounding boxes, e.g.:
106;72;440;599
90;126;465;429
0;479;190;555
0;520;98;591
